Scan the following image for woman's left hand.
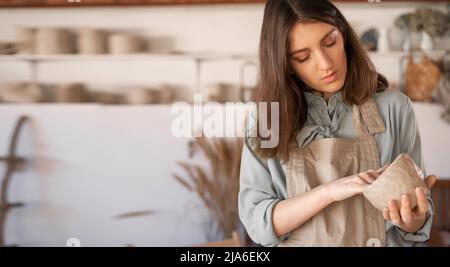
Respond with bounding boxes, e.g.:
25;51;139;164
382;175;436;233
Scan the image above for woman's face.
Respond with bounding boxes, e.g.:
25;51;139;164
288;21;347;99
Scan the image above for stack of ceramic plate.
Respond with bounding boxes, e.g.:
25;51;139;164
35;27;74;54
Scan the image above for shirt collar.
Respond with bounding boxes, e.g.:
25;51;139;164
304;90;351;112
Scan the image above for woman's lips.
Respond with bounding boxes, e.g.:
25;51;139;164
322;71;337;84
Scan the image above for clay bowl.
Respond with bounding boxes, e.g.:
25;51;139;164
363;153;426;211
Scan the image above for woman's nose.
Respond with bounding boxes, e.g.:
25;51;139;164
316;50;333;71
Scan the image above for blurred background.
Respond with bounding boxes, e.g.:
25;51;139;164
0;0;449;247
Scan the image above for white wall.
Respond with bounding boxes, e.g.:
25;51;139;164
0;105;208;246
413;103;450;178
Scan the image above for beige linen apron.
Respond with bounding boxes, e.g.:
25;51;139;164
280;97;387;247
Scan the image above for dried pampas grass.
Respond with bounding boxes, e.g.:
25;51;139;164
173;137;243;240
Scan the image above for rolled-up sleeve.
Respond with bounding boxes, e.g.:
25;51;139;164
238;139;283;247
386;97;434;246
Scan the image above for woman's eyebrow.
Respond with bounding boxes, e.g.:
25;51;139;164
289;28;336;56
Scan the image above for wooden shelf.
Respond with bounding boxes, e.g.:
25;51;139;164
0;102;176;107
0;99;443;107
0;52;258;92
0;53;258;62
3;51;447;62
368;50;448;58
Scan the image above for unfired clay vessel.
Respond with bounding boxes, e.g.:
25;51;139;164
363;153;426;211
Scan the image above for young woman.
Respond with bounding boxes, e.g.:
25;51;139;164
238;0;435;247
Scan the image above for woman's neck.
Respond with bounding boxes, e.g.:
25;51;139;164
323;92;333;104
311;90;336;104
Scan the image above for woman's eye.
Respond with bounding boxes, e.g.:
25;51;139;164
296;57;309;63
296;54;309;63
325;40;336;47
324;32;337;47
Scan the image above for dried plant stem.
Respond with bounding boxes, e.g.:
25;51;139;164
0;115;29;247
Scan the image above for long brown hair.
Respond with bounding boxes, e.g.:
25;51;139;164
253;0;388;162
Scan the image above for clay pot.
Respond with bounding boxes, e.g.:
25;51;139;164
388;26;406;51
363;153;426;211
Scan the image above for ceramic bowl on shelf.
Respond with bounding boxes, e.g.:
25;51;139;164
157;84;174;104
52;83;89;103
15;26;35;54
0;82;46;103
76;28;107;54
207;83;232;103
35;27;74;54
0;42;18;55
240;85;258;102
123;87;160;105
92;91;123;105
108;33;142;54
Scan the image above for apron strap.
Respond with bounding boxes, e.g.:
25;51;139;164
352;97;385;137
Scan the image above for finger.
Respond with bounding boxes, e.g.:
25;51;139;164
366;169;381;179
383;207;390;221
389;200;402;226
400;194;412;225
352;175;368;185
353;173;373;185
415;187;429;216
425;175;436;190
376;163;390;174
358;172;375;184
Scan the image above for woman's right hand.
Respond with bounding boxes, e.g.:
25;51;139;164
272;163;389;238
325;164;389;203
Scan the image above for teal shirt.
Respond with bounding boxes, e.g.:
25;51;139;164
238;89;434;247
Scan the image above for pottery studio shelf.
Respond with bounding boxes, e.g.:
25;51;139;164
0;52;259;92
0;52;258;62
368;50;448;58
0;50;447;103
0;50;445;61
